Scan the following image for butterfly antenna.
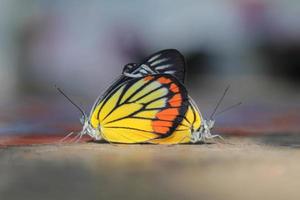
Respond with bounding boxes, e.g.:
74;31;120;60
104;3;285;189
215;102;242;117
209;85;230;119
55;85;87;120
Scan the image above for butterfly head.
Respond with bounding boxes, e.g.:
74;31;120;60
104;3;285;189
190;118;216;143
80;117;102;141
204;119;215;130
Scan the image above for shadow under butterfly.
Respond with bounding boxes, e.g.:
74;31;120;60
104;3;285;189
58;49;240;144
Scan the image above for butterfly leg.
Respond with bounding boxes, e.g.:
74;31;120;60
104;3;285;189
59;131;74;143
210;134;234;145
69;133;81;143
209;134;225;142
201;132;226;144
75;132;84;143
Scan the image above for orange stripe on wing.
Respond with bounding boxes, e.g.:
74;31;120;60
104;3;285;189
152;108;180;135
168;94;182;107
169;83;179;93
152;120;172;127
152;126;170;134
157;77;172;84
156;108;178;121
144;76;154;81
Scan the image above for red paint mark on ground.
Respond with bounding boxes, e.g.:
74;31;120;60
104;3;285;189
0;135;91;147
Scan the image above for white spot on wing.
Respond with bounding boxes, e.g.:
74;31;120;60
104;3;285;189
140;69;147;73
155;64;172;70
150;58;169;66
164;70;176;74
147;54;161;62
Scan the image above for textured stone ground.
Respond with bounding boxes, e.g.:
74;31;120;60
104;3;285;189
1;136;300;200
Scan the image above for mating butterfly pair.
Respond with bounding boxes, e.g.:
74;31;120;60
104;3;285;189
62;49;220;144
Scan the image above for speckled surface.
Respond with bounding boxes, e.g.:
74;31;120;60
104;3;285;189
1;137;300;200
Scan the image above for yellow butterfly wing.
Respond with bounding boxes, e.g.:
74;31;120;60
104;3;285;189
89;75;189;143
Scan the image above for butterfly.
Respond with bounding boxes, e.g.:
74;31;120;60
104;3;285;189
59;49;225;144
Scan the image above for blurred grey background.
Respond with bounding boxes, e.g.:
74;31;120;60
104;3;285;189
1;2;300;200
0;0;300;133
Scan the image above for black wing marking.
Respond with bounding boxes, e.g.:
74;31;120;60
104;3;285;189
123;49;186;83
142;49;186;83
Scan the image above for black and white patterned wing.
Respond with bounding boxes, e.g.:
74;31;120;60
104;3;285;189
141;49;186;83
122;49;186;83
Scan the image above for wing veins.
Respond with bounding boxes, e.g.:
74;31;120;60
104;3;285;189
122;77;157;105
130;85;165;103
101;77;156;122
103;126;161;135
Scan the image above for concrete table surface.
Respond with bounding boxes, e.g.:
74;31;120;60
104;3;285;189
1;136;300;200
